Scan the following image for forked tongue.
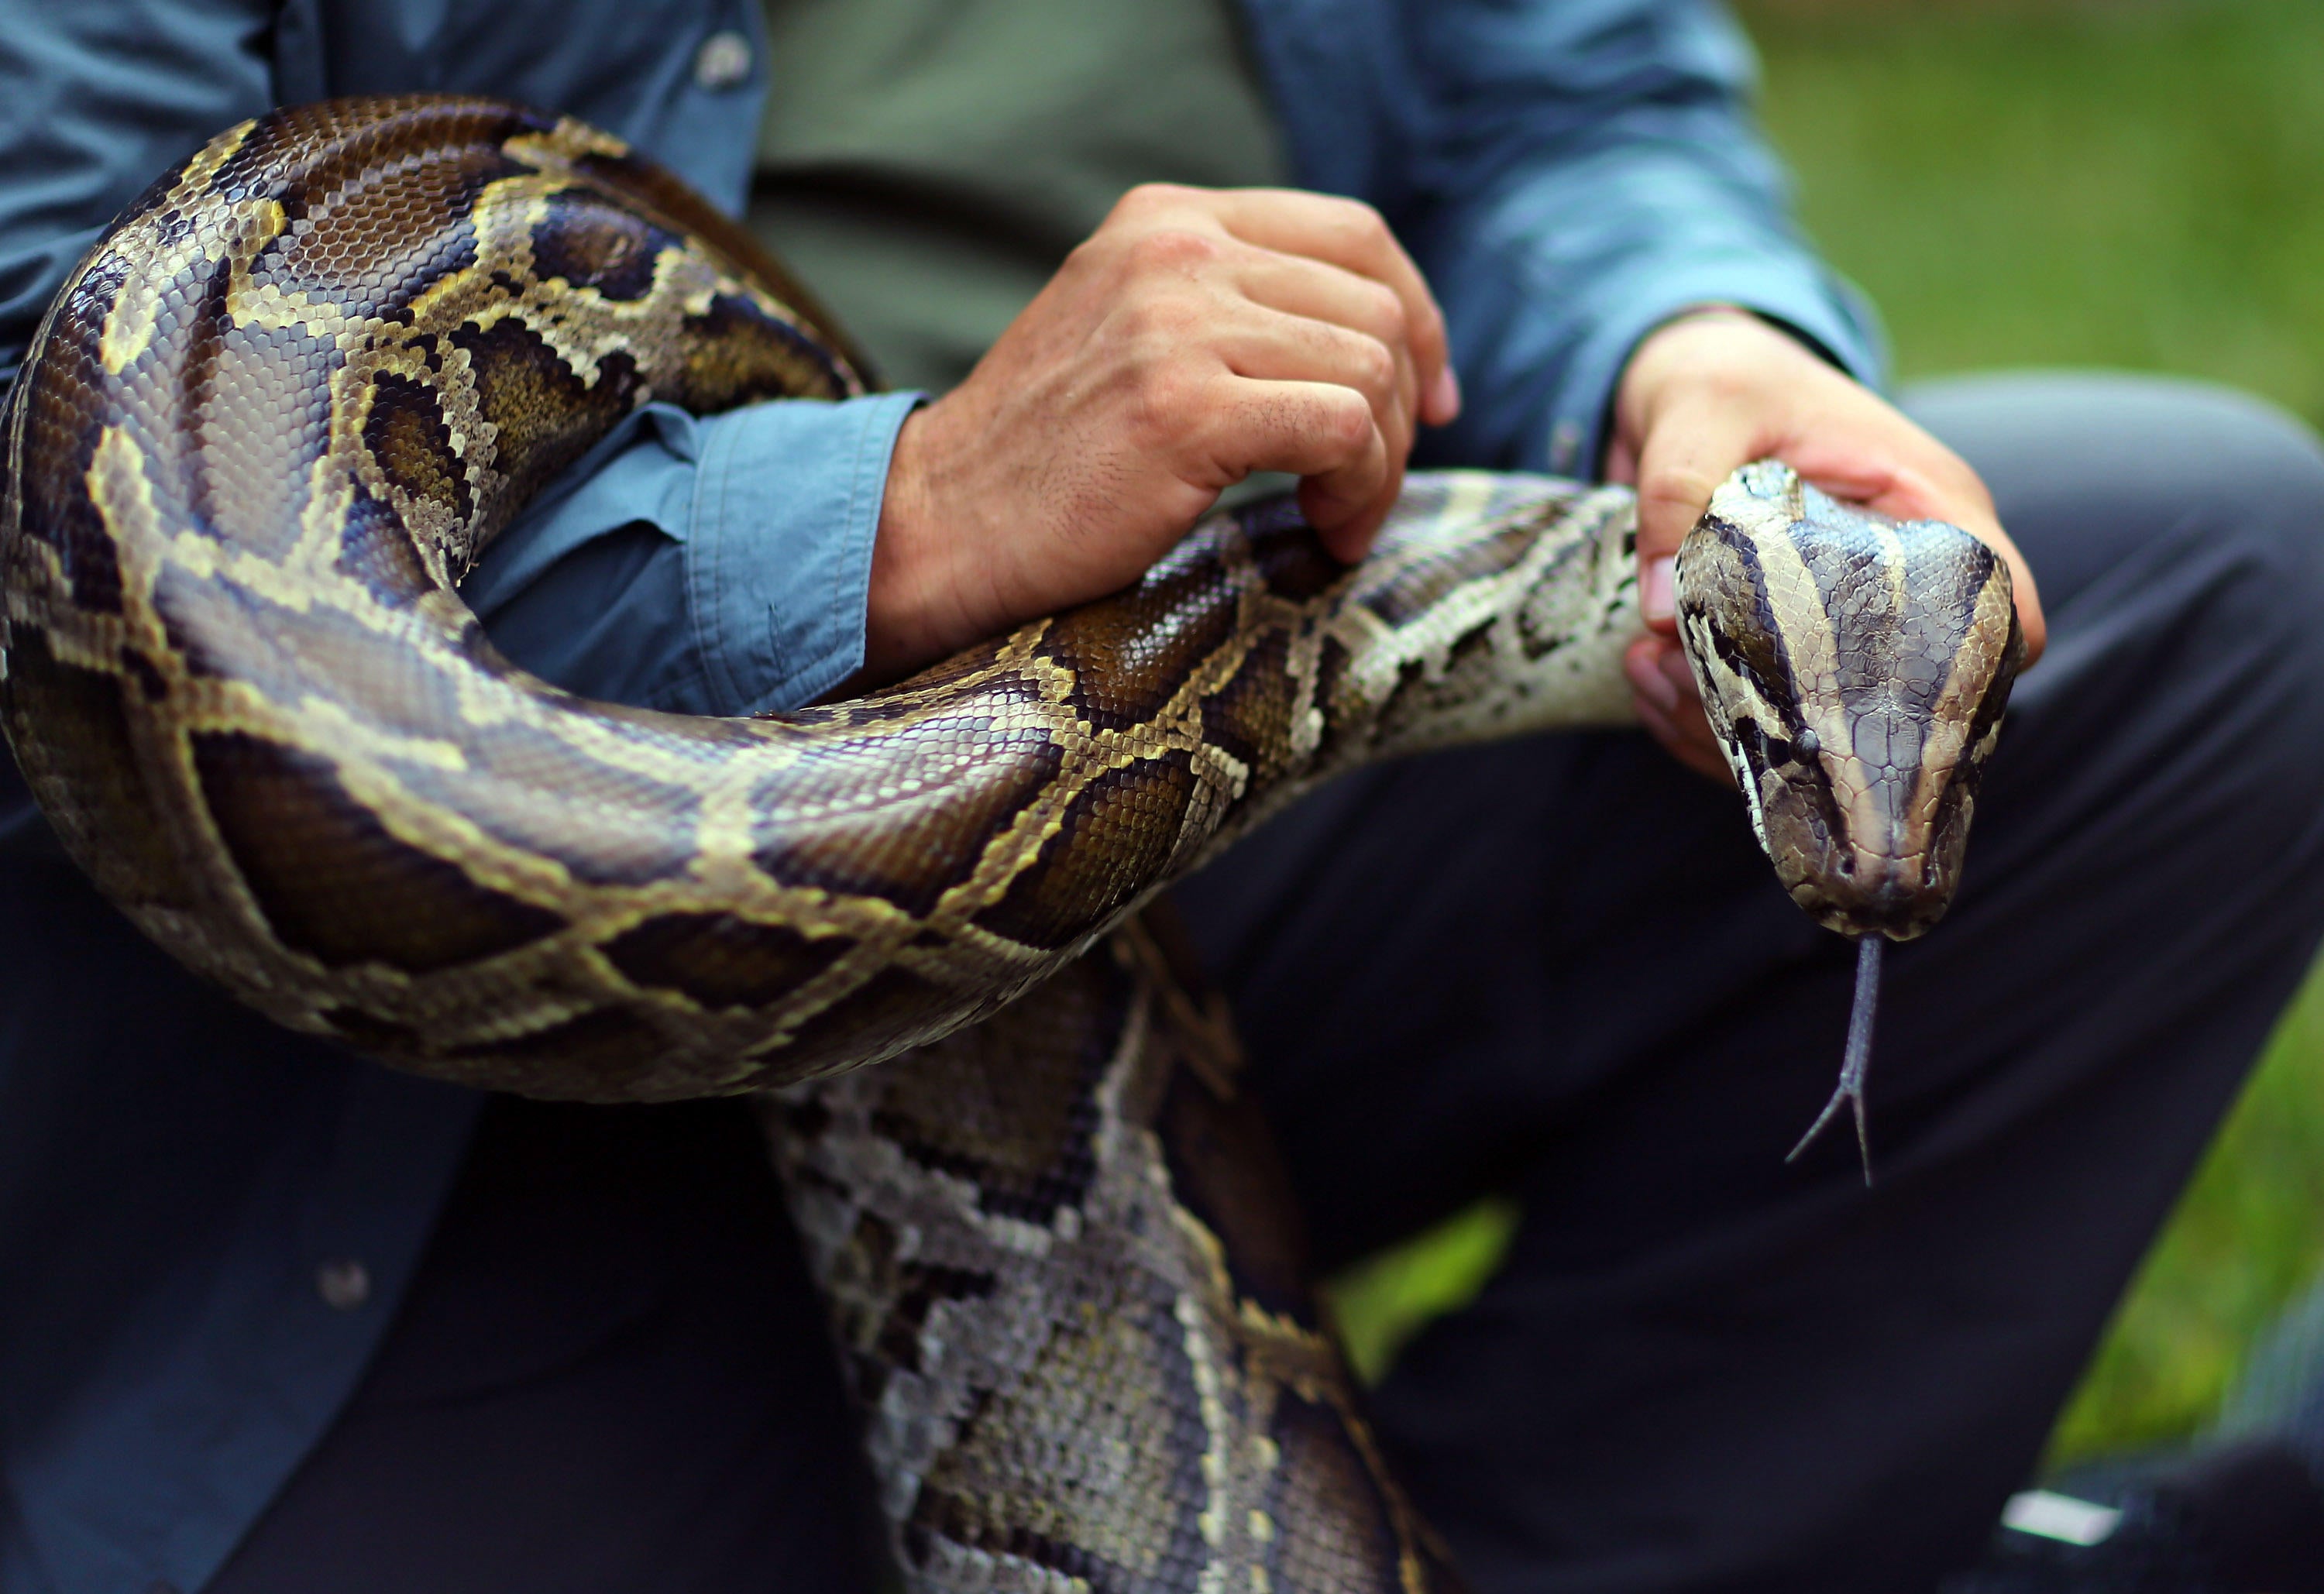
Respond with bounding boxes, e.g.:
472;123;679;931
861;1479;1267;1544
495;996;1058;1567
1787;934;1882;1185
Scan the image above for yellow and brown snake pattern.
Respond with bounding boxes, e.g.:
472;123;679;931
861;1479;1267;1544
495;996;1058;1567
0;97;2018;1593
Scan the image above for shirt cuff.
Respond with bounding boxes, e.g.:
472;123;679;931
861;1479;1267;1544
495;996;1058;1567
1542;256;1886;480
463;390;922;717
688;390;923;713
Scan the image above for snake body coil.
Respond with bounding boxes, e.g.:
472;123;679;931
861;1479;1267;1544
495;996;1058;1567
0;98;2018;1592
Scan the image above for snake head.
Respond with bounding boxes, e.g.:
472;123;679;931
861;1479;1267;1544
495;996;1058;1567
1673;461;2023;942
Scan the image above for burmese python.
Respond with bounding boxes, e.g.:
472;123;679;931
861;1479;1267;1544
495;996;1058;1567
0;98;2021;1592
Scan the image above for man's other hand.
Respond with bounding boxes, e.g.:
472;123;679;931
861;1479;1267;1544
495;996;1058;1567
1605;307;2047;782
861;184;1460;681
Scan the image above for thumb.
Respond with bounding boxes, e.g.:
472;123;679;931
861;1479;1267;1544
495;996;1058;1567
1629;400;1769;632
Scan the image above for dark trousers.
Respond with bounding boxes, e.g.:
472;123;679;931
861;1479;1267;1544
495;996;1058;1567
210;374;2324;1593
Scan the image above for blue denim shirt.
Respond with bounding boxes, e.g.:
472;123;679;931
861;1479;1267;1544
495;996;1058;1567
0;2;1877;1588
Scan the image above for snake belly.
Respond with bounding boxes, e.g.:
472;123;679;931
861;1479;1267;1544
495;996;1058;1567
0;96;2016;1594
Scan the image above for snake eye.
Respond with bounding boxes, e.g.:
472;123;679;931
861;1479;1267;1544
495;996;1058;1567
1796;728;1820;758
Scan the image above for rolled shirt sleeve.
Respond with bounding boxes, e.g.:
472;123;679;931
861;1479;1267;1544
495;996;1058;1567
464;391;923;715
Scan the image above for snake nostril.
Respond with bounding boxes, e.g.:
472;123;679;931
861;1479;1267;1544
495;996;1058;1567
1838;855;1855;877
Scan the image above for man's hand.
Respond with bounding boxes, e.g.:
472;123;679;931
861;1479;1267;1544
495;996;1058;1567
1606;307;2047;781
861;184;1460;682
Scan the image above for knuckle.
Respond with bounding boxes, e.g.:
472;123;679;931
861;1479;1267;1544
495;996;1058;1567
1325;195;1390;246
1119;290;1201;345
1694;364;1756;407
1112;181;1191;221
1361;279;1408;341
1415;298;1448;356
1319;386;1377;451
1349;333;1398;400
1123;225;1222;276
1061;232;1111;278
1130;364;1208;447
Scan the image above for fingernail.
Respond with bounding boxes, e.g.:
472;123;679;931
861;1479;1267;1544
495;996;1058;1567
1428;366;1461;422
1624;646;1679;713
1642;556;1676;623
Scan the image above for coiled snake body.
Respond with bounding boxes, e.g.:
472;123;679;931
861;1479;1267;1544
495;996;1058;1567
0;98;2020;1592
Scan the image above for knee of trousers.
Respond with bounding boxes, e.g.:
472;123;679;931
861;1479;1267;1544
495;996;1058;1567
2150;380;2324;587
2151;381;2324;722
1910;370;2324;603
1977;376;2324;902
2153;383;2324;709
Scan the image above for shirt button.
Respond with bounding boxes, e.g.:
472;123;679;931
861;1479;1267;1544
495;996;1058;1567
693;29;753;91
315;1258;371;1311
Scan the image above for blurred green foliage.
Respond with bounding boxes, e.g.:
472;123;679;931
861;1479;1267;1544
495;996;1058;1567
1327;0;2324;1469
1328;1198;1519;1386
1744;0;2324;428
2048;967;2324;1462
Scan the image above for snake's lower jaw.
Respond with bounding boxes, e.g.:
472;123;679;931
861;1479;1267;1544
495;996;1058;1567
1745;780;1932;940
1783;851;1949;941
1753;754;1982;940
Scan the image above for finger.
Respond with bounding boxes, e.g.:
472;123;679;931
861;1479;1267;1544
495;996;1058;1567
1603;428;1641;490
1230;251;1422;446
1627;634;1732;784
1300;425;1398;560
1624;632;1679;713
1301;448;1404;563
1217;307;1413;473
1659;642;1704;714
1198;188;1458;428
1624;633;1707;715
1633;692;1736;786
1209;377;1390;511
1629;394;1772;630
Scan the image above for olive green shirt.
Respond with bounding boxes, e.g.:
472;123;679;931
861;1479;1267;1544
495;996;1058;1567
751;0;1291;394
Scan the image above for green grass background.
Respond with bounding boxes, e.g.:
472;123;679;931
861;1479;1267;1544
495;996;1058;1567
1327;0;2324;1471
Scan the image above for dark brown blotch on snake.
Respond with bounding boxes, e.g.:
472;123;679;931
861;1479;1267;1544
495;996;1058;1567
2;96;2014;1592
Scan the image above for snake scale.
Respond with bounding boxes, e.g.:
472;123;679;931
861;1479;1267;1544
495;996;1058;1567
0;98;2020;1592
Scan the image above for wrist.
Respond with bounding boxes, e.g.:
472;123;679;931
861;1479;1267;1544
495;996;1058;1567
1622;306;1782;397
1644;302;1761;341
1611;308;1817;463
863;407;959;682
